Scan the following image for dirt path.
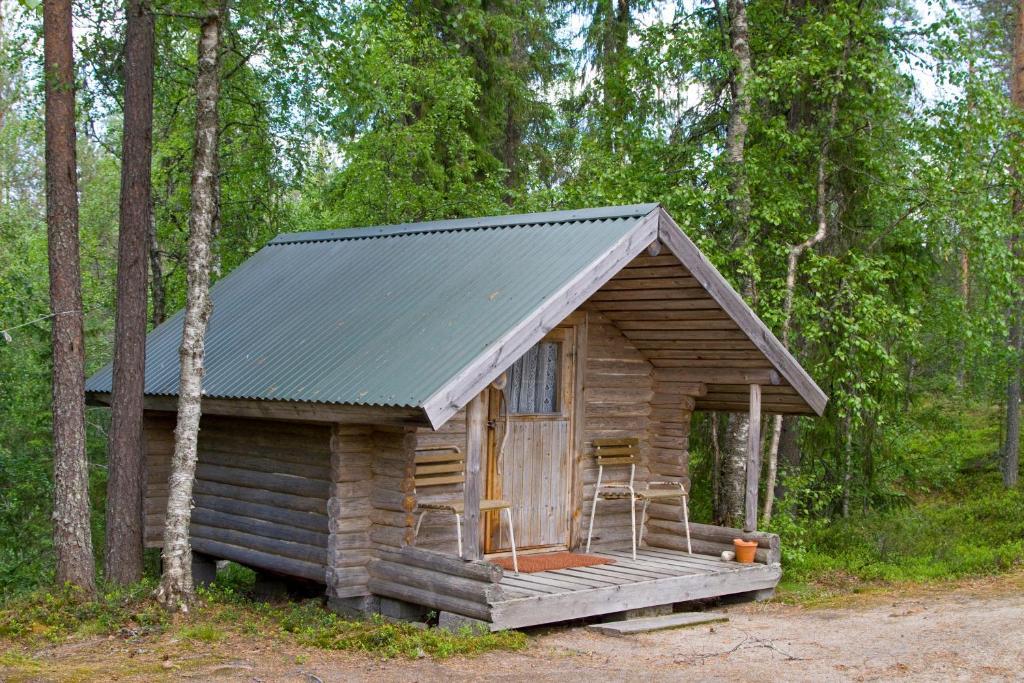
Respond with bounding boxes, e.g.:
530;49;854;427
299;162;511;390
5;575;1024;681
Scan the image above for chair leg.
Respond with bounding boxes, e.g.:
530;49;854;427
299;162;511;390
640;499;650;549
504;507;518;575
629;491;637;562
413;510;428;546
455;514;463;559
586;495;599;553
682;495;692;554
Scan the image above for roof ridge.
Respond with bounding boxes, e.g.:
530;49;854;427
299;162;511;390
269;203;660;246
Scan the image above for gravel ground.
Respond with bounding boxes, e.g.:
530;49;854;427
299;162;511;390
5;573;1024;682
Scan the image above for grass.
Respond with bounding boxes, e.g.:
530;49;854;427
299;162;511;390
0;570;526;663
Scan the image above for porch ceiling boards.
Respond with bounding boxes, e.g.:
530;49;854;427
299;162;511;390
487;546;780;630
588;219;819;415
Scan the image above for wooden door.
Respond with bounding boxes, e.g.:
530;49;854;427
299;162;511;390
486;327;575;552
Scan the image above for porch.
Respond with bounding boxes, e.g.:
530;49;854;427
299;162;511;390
364;522;780;631
490;546;780;631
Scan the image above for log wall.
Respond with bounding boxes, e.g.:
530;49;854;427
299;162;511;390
326;424;418;600
143;412;332;582
577;306;654;549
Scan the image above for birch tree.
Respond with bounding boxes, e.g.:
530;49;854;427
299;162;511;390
716;0;754;528
43;0;96;595
105;0;155;584
155;1;223;611
1004;0;1023;488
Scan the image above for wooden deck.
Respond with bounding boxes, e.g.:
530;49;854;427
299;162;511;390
487;547;781;630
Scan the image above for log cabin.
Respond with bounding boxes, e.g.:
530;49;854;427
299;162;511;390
86;203;826;631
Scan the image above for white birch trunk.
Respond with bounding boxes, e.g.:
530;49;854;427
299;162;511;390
155;5;222;612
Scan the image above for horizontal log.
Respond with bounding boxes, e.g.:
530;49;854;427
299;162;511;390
189;537;325;582
603;309;732;323
612;265;689;279
585;387;654;404
377;546;503;583
369;560;502;604
600;276;702;290
196;462;330;499
645;521;780;559
196;450;332;481
327;566;369;589
591;288;712;302
592;298;721;311
366;578;492;622
370;489;417;513
369;524;413;549
191;507;329;548
190;523;326;565
644;533;772;564
193;479;326;513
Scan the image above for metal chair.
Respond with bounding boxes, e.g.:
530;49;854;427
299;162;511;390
585;437;692;560
411;446;518;573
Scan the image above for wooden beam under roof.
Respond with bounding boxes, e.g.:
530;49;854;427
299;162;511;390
87;392;430;426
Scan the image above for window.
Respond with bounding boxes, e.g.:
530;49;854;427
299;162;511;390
506;341;560;414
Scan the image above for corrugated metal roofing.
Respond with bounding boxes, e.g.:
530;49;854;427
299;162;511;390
85;204;660;409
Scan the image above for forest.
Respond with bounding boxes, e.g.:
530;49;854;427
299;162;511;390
0;0;1023;631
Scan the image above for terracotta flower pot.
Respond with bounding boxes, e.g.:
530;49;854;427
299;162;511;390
733;538;758;563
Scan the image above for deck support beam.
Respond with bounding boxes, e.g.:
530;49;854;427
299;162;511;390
463;392;485;560
744;383;762;532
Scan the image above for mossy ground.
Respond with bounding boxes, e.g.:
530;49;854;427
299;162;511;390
0;568;525;681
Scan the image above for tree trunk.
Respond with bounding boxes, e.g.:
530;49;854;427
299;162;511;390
148;203;166;326
718;411;748;527
725;0;752;234
956;248;969;391
714;0;754;528
105;0;155;585
762;413;782;523
44;0;96;596
1003;0;1024;488
155;4;223;612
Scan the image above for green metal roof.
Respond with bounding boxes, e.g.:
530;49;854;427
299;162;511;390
86;204;661;419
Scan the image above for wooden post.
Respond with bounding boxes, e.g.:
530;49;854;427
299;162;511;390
744;384;762;532
464;393;485;560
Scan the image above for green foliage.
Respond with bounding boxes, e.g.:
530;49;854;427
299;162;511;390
0;582;167;642
774;398;1024;595
0;573;526;660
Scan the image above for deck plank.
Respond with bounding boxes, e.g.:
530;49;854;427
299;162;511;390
505;571;604;591
551;568;639;586
570;564;672;581
499;578;563;595
600;550;711;571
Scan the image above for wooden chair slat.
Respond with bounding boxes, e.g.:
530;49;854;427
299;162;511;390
595;455;639;466
415;452;465;464
593;446;638;456
592;437;640;447
415;474;465;487
416;462;465;476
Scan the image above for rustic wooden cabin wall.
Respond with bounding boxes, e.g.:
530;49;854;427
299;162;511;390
576;306;655;549
326;424;418;600
143;412;332;582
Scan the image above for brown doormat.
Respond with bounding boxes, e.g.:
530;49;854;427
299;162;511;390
491;552;615;573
